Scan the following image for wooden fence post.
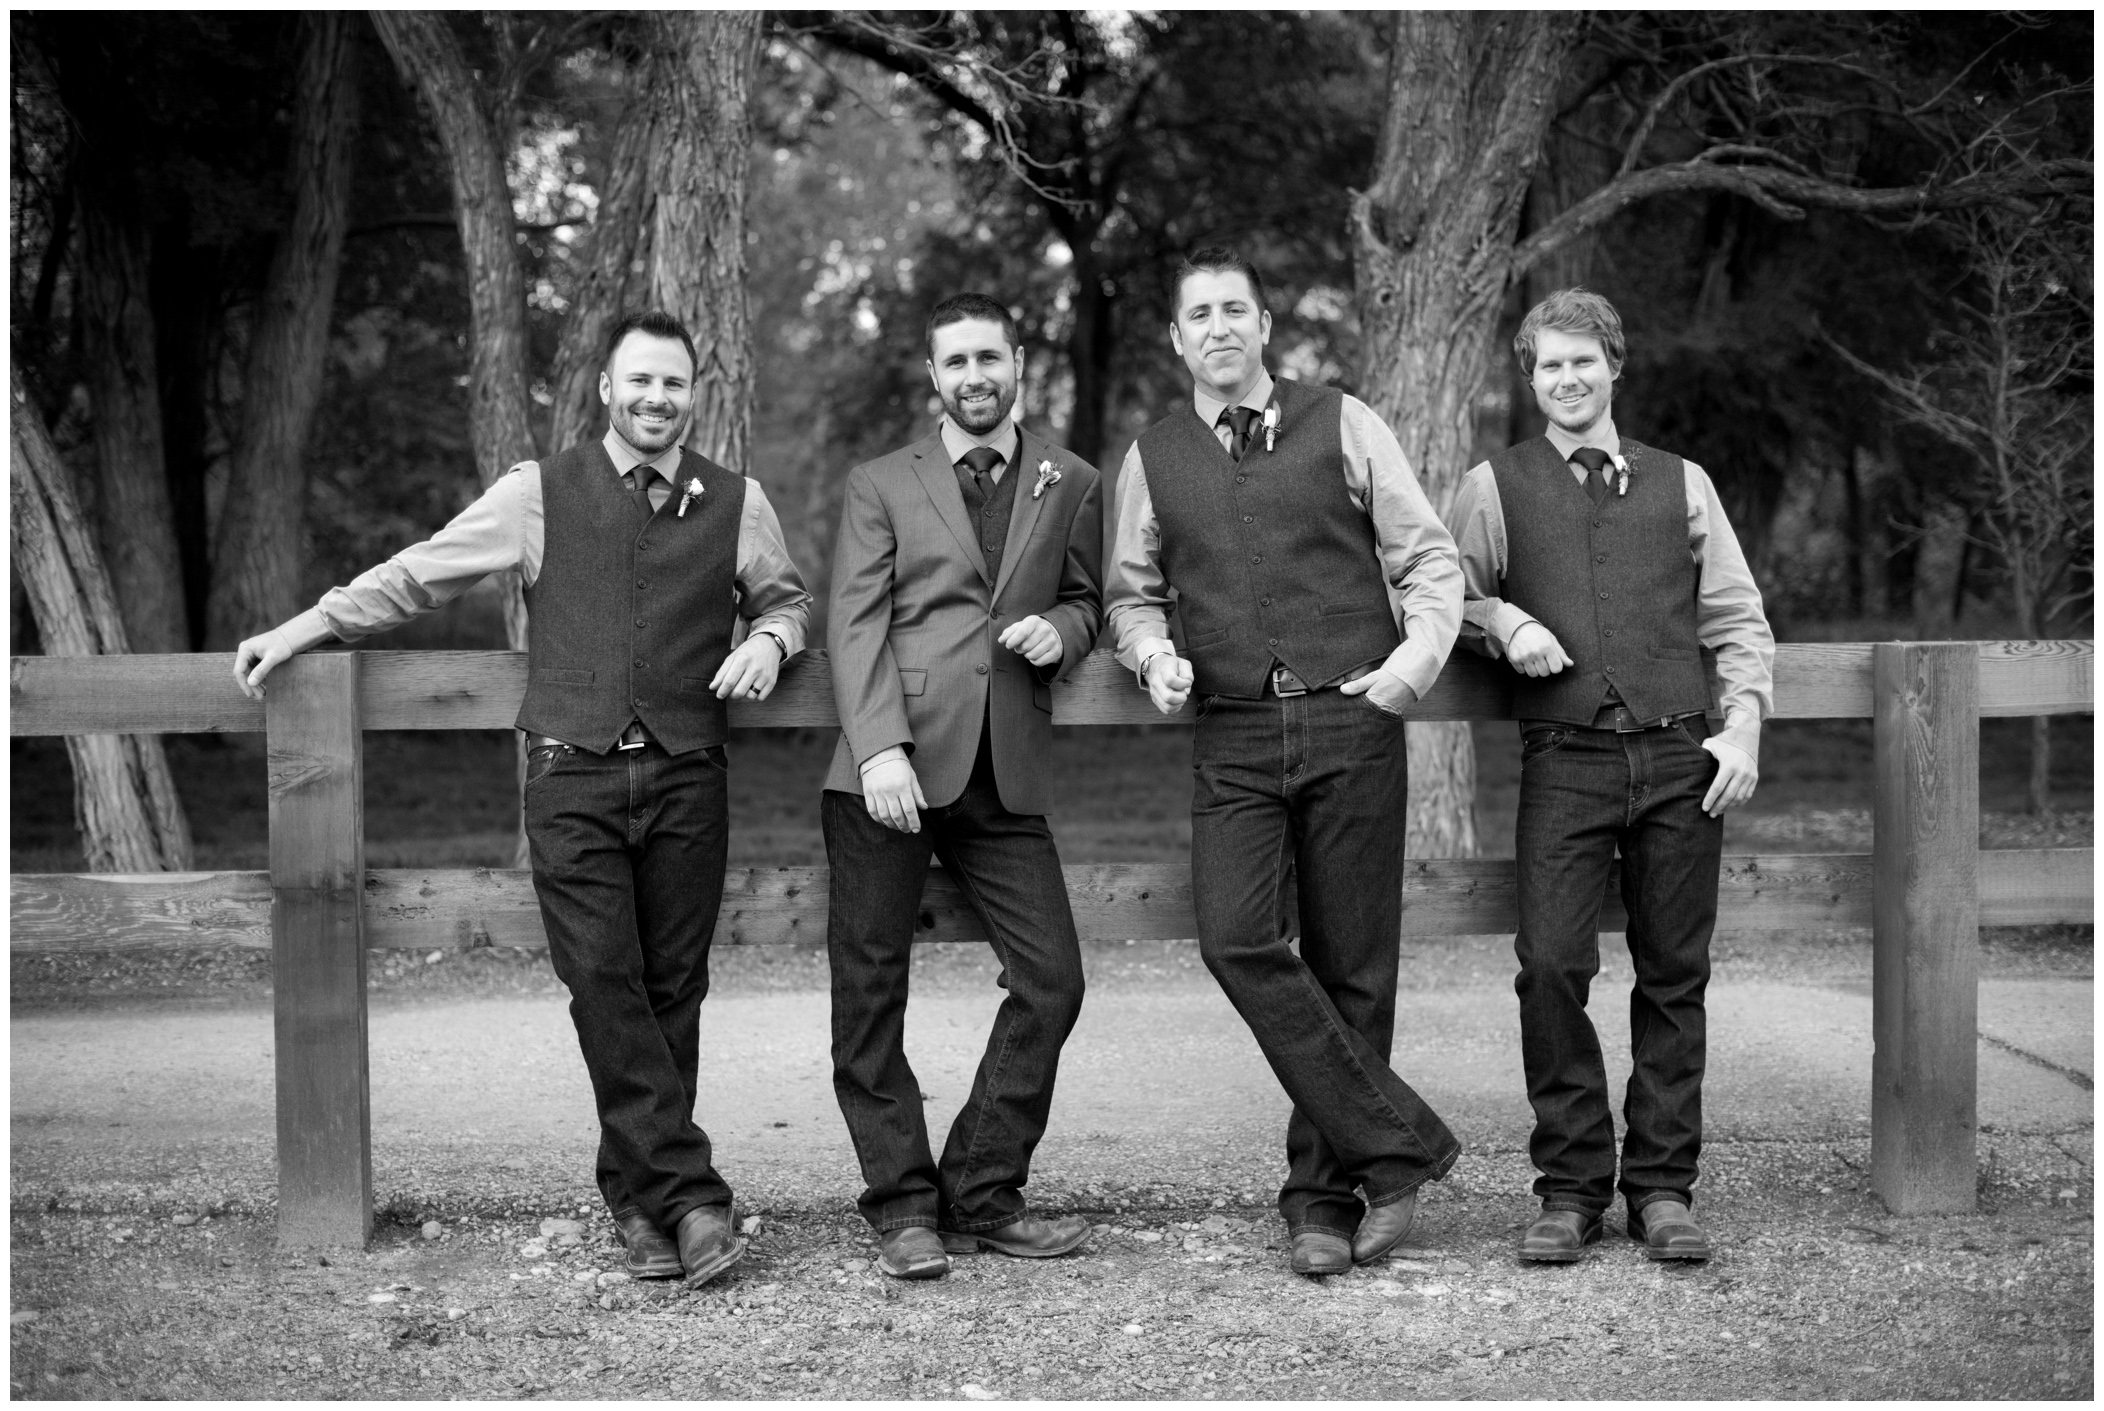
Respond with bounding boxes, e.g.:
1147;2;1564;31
1871;641;1980;1214
267;652;372;1247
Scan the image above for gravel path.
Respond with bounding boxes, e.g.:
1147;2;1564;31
10;935;2093;1400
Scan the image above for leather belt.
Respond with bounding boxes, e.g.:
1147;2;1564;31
526;722;651;751
1586;704;1705;734
1267;663;1377;699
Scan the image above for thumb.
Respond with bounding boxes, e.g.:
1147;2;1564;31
910;774;928;808
1337;675;1370;695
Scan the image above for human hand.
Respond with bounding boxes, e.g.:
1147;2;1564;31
232;631;295;701
1701;737;1758;816
1144;652;1193;715
861;757;927;833
1339;667;1417;716
997;615;1064;668
1505;622;1572;677
710;632;784;701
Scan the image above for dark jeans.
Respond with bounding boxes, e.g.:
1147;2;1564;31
1189;687;1460;1239
1512;714;1724;1218
524;738;732;1232
822;732;1085;1234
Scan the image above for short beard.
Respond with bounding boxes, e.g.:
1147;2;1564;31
946;386;1014;435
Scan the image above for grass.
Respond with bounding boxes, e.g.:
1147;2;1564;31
9;715;2093;874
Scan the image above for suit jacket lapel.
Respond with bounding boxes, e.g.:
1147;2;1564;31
991;428;1050;608
909;432;991;587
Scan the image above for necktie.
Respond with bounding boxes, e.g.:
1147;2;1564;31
1571;446;1612;504
1219;406;1259;462
960;445;1003;491
631;465;660;521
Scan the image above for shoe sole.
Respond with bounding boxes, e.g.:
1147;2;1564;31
1518;1225;1604;1263
1636;1243;1711;1262
625;1257;685;1280
877;1254;951;1280
680;1236;748;1287
939;1229;1089;1259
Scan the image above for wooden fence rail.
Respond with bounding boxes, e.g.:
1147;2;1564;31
9;641;2095;1245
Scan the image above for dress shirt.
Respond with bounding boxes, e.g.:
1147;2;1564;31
1446;415;1773;760
938;415;1019;481
1106;368;1464;701
278;427;811;658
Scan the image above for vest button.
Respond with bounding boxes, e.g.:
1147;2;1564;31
635;618;647;628
635;580;646;589
975;663;988;675
1236;475;1247;484
1596;554;1607;563
1598;592;1608;600
1267;637;1279;647
1260;597;1271;607
1242;515;1254;523
634;659;646;668
1604;628;1615;638
1251;555;1263;565
638;541;650;551
1592;521;1602;529
1605;665;1617;675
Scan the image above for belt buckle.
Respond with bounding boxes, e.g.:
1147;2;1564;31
616;725;648;752
1271;667;1307;699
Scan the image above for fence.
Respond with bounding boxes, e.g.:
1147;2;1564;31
10;640;2094;1247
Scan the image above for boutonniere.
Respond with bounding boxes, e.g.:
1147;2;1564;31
1261;402;1280;452
1609;452;1630;497
677;477;704;517
1031;458;1061;500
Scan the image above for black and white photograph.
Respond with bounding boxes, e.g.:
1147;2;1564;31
8;8;2093;1401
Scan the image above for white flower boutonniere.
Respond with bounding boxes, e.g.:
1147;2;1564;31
677;477;704;517
1261;402;1280;452
1609;452;1630;497
1032;458;1062;500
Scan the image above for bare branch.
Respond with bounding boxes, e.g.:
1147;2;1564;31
1616;52;1896;179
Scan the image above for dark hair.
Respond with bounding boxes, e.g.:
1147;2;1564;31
604;311;699;377
925;292;1019;358
1512;288;1625;375
1171;246;1267;316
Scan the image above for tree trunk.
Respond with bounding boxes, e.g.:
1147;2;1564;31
1062;228;1115;467
77;195;190;654
647;10;761;471
1352;12;1581;859
150;228;219;651
371;8;536;651
548;82;660;453
11;368;194;872
207;12;359;649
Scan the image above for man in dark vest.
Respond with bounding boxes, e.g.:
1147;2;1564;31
824;292;1103;1279
233;311;812;1287
1107;247;1465;1277
1448;288;1774;1263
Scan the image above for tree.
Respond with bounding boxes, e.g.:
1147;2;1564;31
11;369;194;872
1351;12;2093;856
206;13;361;648
1830;201;2093;811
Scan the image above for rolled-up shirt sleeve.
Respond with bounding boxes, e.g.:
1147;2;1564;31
1685;461;1774;761
735;478;812;656
1105;441;1174;672
1341;396;1462;700
311;466;533;642
1445;460;1540;659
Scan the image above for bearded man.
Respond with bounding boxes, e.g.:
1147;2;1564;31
234;311;811;1287
822;292;1104;1279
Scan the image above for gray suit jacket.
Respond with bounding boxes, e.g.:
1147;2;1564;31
824;426;1104;814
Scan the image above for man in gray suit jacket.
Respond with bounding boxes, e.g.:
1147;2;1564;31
823;292;1104;1280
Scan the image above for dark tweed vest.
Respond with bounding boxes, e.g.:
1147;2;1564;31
1138;378;1399;698
515;440;741;755
1489;435;1711;725
954;452;1022;586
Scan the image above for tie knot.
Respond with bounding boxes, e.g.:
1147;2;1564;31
1221;406;1260;437
960;446;1004;480
1570;447;1611;476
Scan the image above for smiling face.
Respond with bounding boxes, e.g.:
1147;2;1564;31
1171;268;1271;404
927;316;1022;435
599;332;696;457
1529;327;1617;438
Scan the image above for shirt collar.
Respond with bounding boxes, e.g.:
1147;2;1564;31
601;428;685;481
1192;368;1275;431
1544;416;1621;463
939;415;1020;469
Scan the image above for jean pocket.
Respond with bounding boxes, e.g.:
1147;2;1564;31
1519;726;1570;765
1194;693;1219;721
525;743;567;787
1671;715;1713;749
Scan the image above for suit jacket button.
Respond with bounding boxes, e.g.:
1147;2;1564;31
975;663;988;675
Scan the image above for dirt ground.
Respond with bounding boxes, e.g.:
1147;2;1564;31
9;933;2093;1402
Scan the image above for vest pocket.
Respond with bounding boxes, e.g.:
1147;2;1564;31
1032;681;1052;714
897;668;927;697
1184;627;1228;650
536;668;593;685
1648;646;1698;660
677;677;712;696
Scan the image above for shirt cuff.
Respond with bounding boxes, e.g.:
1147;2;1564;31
1379;639;1442;702
1134;637;1177;686
284;607;346;652
857;745;908;775
1488;602;1537;648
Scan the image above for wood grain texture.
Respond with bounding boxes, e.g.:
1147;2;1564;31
1871;642;1981;1216
22;850;2087;953
267;653;372;1248
11;640;2092;736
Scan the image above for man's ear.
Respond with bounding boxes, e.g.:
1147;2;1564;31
1258;309;1273;346
1169;321;1185;359
926;359;939;396
598;371;611;407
